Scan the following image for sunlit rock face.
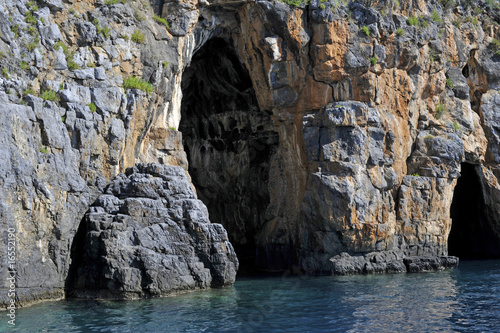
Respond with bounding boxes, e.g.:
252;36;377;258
3;0;500;307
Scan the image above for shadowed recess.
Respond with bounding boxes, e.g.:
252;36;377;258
179;38;279;274
449;163;500;259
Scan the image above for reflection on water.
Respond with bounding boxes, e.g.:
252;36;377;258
2;260;500;332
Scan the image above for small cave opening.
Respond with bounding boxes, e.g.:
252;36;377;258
65;215;88;295
449;163;500;259
179;38;279;275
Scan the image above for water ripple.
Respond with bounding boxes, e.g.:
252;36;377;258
2;260;500;332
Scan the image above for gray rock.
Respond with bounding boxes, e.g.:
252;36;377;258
481;91;500;163
91;87;123;114
446;67;469;100
34;49;44;68
40;24;63;47
77;21;98;43
0;12;14;44
67;103;94;121
53;46;67;70
68;163;238;298
404;256;459;273
94;67;107;81
163;3;199;37
60;84;91;105
71;68;95;80
39;0;64;11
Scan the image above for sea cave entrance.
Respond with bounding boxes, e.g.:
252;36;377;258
179;38;278;274
449;163;500;259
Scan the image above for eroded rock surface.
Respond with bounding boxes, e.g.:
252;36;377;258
68;163;238;298
1;0;500;307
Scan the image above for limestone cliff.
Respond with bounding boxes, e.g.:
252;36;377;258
1;0;500;307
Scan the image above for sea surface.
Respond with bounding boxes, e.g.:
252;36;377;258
2;260;500;332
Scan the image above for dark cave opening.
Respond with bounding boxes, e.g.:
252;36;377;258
179;38;279;275
449;163;500;259
65;215;88;295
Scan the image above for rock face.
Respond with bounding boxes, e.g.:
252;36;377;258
68;163;238;299
2;0;500;307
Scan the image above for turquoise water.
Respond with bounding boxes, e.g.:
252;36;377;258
2;260;500;332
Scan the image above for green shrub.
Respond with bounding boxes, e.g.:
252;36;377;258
279;0;310;7
396;28;404;36
105;0;119;5
319;4;326;9
23;88;36;96
452;121;460;131
361;26;370;36
100;26;110;39
162;61;168;68
153;15;170;28
131;29;145;43
2;67;9;79
369;55;378;66
54;42;79;70
135;10;145;22
419;17;429;28
28;26;37;36
92;19;110;39
20;61;29;71
67;59;79;70
431;10;442;22
87;62;96;68
54;41;68;54
39;147;49;154
169;126;177;131
41;90;59;102
25;11;37;25
87;102;97;113
491;39;500;51
446;78;454;89
27;39;39;51
11;24;19;37
121;34;129;41
435;102;445;119
123;76;154;94
438;0;456;9
27;1;38;11
407;15;419;26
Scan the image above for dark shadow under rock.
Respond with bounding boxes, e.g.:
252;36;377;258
66;163;238;299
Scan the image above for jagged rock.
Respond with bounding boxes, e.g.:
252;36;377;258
40;0;64;11
91;87;124;114
60;84;91;105
53;46;67;70
77;21;98;43
446;67;470;100
1;0;500;309
404;256;459;273
68;163;238;298
40;24;63;47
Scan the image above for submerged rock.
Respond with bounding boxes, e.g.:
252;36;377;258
68;163;238;299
